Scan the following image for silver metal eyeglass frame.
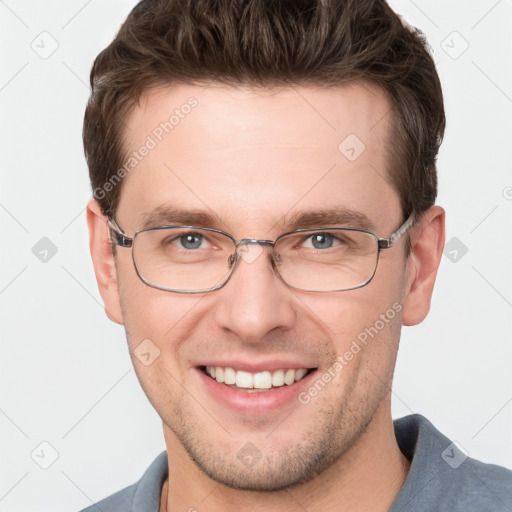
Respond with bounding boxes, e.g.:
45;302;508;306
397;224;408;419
106;213;416;293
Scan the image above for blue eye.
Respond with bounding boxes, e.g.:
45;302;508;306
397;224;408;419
179;233;203;249
310;233;334;249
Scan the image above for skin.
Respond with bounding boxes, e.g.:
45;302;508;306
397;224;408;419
87;82;445;511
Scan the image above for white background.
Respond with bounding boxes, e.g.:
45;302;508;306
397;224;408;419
0;1;511;510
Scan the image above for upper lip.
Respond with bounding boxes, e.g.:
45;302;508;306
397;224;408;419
196;360;317;373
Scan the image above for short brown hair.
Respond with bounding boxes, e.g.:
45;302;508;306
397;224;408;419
83;0;445;226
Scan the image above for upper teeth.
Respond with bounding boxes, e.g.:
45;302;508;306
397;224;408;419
205;366;308;389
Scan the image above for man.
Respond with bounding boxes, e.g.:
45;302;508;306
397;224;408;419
81;0;511;511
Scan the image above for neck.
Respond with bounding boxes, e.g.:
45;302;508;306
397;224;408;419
160;399;410;512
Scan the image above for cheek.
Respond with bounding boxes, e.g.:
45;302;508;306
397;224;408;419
117;269;215;382
117;284;200;408
294;260;404;383
121;290;199;343
116;259;184;348
296;283;402;337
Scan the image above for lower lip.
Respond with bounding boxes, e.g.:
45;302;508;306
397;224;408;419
196;367;317;414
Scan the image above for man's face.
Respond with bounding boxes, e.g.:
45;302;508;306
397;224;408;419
110;82;411;490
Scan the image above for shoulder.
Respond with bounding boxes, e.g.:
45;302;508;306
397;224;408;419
392;414;512;512
77;451;168;512
79;483;137;512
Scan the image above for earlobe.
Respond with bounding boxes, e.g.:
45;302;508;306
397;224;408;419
86;198;124;325
401;206;445;326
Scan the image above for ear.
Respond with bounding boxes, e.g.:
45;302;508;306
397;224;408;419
401;205;445;326
86;198;124;325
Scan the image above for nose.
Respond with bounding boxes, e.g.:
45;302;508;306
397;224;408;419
214;243;297;343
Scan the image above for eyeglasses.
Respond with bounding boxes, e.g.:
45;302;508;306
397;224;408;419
107;213;415;293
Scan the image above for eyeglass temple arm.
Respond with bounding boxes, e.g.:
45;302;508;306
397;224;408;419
377;213;415;250
107;219;133;248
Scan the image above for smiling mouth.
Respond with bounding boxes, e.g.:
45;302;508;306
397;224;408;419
200;365;316;392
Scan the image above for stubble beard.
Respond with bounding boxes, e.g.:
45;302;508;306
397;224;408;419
163;379;388;492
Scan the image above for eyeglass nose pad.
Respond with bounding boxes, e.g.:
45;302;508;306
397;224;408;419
228;253;238;268
273;252;282;266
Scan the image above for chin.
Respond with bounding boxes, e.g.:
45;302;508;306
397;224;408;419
171;420;356;492
190;450;328;492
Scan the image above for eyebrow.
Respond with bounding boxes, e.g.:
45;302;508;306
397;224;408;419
285;209;376;232
139;205;219;230
138;204;376;233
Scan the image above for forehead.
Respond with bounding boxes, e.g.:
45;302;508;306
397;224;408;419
117;82;400;234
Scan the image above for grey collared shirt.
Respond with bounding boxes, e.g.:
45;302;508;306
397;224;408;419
79;414;512;511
